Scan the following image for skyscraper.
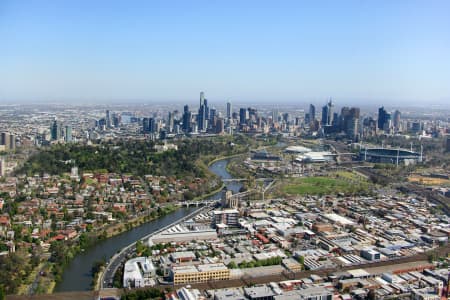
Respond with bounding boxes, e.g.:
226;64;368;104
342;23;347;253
239;108;248;125
182;105;192;133
200;91;205;107
50;120;61;141
321;99;334;126
309;104;316;121
341;107;360;140
167;112;174;133
142;118;156;133
0;133;15;151
65;125;72;142
226;102;232;119
106;110;111;128
378;106;391;131
393;110;401;132
197;92;209;131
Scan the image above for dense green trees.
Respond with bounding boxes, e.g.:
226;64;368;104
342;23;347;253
0;253;29;294
19;138;240;178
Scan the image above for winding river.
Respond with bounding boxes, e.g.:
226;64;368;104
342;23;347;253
55;158;241;292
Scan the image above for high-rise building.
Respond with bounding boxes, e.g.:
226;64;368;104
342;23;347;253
377;106;392;131
142;118;150;133
0;133;15;150
309;104;316;121
182;105;192;133
209;108;217;123
226;102;232;119
272;109;279;123
167;112;174;133
200;91;205;107
197;92;209;131
239;108;248;125
216;118;225;134
112;113;120;127
65;125;72;142
106;110;111;128
142;118;156;133
321;99;334;126
50;120;61;141
393;110;401;132
446;135;450;152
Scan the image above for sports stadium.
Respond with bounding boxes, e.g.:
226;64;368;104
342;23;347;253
359;147;422;165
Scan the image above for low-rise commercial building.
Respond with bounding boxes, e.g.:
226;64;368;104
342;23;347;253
171;263;230;285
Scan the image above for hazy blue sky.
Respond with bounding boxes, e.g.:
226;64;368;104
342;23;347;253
1;0;449;104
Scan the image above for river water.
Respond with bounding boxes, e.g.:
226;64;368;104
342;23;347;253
55;158;241;292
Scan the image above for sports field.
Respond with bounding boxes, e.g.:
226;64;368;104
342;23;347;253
281;171;370;196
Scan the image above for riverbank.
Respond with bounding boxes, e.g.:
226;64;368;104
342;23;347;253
40;206;179;294
52;157;242;293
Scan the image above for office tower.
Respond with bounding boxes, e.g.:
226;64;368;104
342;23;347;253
272;109;279;123
446;135;450;152
198;106;206;131
216;118;225;134
209;108;216;122
309;104;316;121
340;107;351;129
304;113;310;125
0;133;5;147
65;125;72;142
239;108;248;125
106;110;111;128
341;107;360;140
149;118;156;133
411;121;421;133
142;118;156;133
377;106;392;131
197;92;209;131
321;99;334;126
0;133;14;150
226;102;232;119
282;113;290;123
393;110;401;132
167;112;174;133
112;113;120;127
182;105;192;132
200;91;205;106
50;120;61;141
142;118;149;133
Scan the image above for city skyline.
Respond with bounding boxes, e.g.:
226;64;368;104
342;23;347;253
1;0;450;105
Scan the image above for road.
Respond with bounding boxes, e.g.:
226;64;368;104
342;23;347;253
100;205;214;289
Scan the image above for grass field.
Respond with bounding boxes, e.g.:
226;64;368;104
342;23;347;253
280;171;371;196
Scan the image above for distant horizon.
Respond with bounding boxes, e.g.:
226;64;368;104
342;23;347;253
1;1;449;104
1;96;450;111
